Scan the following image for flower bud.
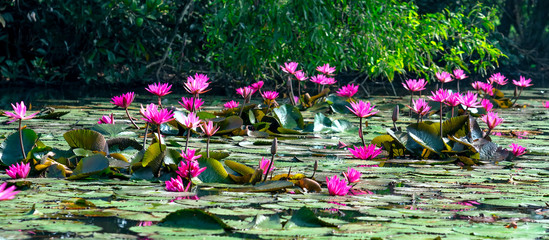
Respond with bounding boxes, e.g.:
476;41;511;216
392;105;399;123
271;137;278;155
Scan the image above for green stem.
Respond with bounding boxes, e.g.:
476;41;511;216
18;119;26;159
142;122;149;149
206;136;210;159
359;117;365;146
439;102;443;138
125;108;140;129
185;127;191;153
409;92;413;117
157;124;163;153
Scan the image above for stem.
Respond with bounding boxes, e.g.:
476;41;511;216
206;136;210;158
238;100;245;117
439;102;443;138
484;129;492;139
185;127;191;152
457;80;460;93
157;124;162;153
359;117;365;146
287;76;296;106
297;82;301;103
18;119;26;159
125;108;140;129
511;87;523;106
451;106;454;118
142;122;149;149
263;153;276;182
158;96;163;109
409;92;413;117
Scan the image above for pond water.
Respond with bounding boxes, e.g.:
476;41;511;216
1;87;549;239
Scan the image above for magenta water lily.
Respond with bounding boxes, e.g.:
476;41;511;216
3;101;39;159
6;162;30;179
111;92;139;129
326;175;351;196
0;183;19;201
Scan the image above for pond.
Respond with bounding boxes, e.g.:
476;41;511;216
1;86;549;239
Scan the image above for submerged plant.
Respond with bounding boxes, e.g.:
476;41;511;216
326;175;351;196
0;183;19;201
6;162;30;179
3;101;39;159
111;92;139;129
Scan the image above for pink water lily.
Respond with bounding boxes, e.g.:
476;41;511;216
481;111;503;137
140;103;174;125
259;157;273;175
481;82;494;96
251;81;264;91
544;101;549;108
180;148;202;162
179;97;204;112
489;73;507;86
407;98;431;121
509;143;526;158
3;101;39;124
319;77;336;85
293;70;308;81
453;69;467;80
343;167;361;183
402;79;427;92
224;100;239;109
481;99;493;112
146;82;172;97
165;176;192;192
200;121;219;137
349;144;382;160
262;91;279;101
471;81;484;91
326;175;352;196
111;92;139;129
6;162;30;179
0;182;19;201
429;88;451;103
445;93;461;107
185;73;211;95
336;83;359;99
512;76;533;88
98;113;115;124
436;71;453;83
458;91;482;110
180;112;201;130
316;63;336;75
176;158;206;179
347;100;378;118
236;86;256;99
280;62;298;74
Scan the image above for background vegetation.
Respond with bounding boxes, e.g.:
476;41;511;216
0;0;545;88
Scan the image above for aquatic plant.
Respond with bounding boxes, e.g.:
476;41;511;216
179;112;201;152
326;175;351;196
343;167;361;184
436;71;453;89
347;100;378;145
280;62;298;105
97;114;115;124
146;82;172;108
165;176;192;192
336;83;359;101
481;112;503;138
223;100;239;110
402;78;427;116
452;69;467;92
348;144;382;160
111;92;139;129
429;88;451;138
511;76;533;105
0;183;18;201
3;101;38;159
179;97;204;112
199;121;219;158
6;162;30;179
509;143;526;160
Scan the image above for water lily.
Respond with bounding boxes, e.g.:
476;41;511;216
481;82;494;96
111;92;139;129
326;175;351;196
251;81;264;91
176;157;206;179
509;143;526;159
407;98;431;122
429;88;451;137
310;74;327;85
3;101;39;159
6;162;30;179
445;93;461;117
316;63;336;75
184;73;210;96
146;82;172;108
319;77;337;86
181;148;202;162
403;78;427;116
349;144;382;160
180;112;201;151
293;70;308;81
224;100;239;109
179;97;204;112
343;167;361;183
458;91;482;111
0;182;19;201
453;69;468;92
98;113;115;124
481;111;503;137
336;83;359;100
489;73;507;86
512;76;533;105
280;62;299;105
544;101;549;108
347;100;378;145
165;176;192;192
140;103;174;151
200;121;219;158
259;157;273;175
436;71;453;88
471;81;484;92
262;91;279;101
280;62;298;74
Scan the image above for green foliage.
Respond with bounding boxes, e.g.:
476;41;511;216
0;129;39;166
204;0;504;83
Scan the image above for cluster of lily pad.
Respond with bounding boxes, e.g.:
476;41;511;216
0;62;537;201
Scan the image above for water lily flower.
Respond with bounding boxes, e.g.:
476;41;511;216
320;77;337;85
280;62;299;74
293;70;308;81
481;99;493;112
176;157;206;179
481;111;503;137
347;100;378;119
445;93;461;107
489;73;507;86
140;103;174;125
310;74;327;85
453;69;468;80
481;82;494;96
179;97;204;112
165;176;192;192
407;98;431;121
509;143;526;158
471;81;484;91
512;76;533;88
343;167;361;183
349;144;382;160
146;82;172;97
544;101;549;108
259;157;273;175
402;79;427;93
0;182;19;201
184;73;210;96
436;71;453;84
200;121;219;137
251;81;264;91
236;86;256;99
6;162;30;179
316;63;336;75
458;91;482;110
336;83;359;99
262;91;279;101
111;92;139;129
98;113;115;124
224;100;239;109
180;148;202;162
429;88;451;103
3;101;39;124
326;175;352;196
180;112;201;130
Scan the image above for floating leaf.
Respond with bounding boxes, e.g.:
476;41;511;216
35;111;70;119
274;104;304;130
67;154;109;180
225;160;255;175
0;129;38;166
141;143;166;176
91;124;129;137
198;157;231;183
407;123;445;156
326;94;352;114
107;138;143;151
63;129;108;153
216;116;244;135
285;206;338;228
313;113;332;132
159;208;233;231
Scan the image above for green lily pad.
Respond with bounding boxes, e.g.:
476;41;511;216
63;129;108;152
67;154;110;179
0;129;38;166
159;208;233;231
